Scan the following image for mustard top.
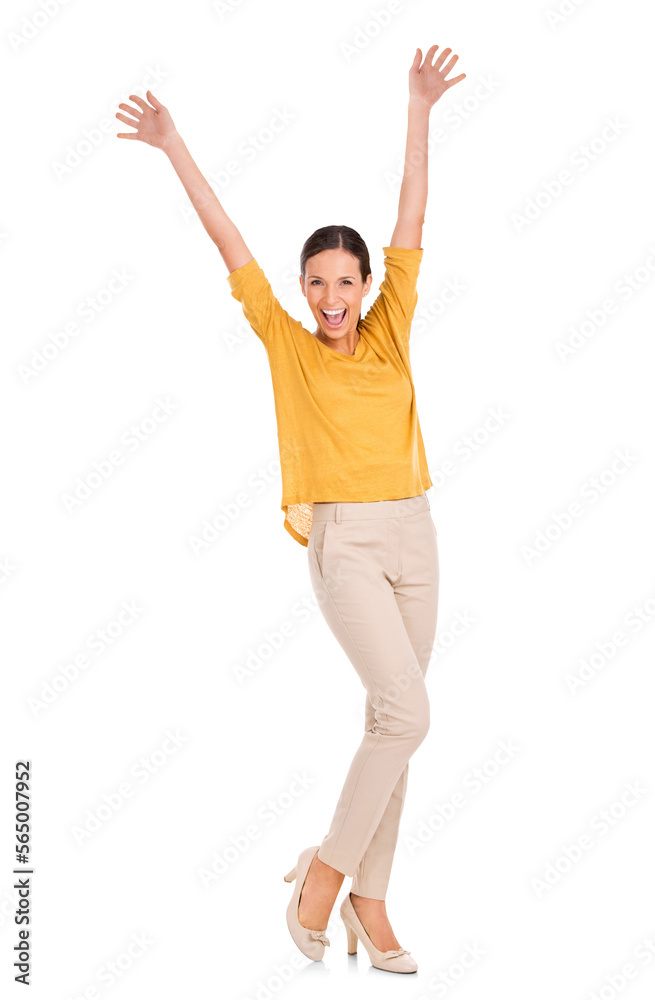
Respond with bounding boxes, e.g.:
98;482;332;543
226;245;433;546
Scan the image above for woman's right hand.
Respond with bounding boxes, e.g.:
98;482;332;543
116;90;179;151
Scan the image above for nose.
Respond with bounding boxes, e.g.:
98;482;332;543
320;286;345;306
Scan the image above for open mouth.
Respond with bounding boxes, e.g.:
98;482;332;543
321;308;347;329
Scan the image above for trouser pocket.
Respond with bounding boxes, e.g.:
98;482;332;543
309;520;333;580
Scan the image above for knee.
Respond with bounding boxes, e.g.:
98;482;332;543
398;692;430;749
411;698;430;747
373;687;430;746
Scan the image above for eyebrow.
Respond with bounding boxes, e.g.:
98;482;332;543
307;274;356;280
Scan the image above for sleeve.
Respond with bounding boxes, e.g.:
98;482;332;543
226;256;298;349
361;245;424;350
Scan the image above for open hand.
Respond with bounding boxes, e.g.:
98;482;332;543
115;90;179;150
409;45;466;108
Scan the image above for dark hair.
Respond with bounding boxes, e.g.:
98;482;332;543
300;225;371;286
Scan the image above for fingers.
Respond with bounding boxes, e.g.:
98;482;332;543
115;92;163;120
424;43;439;67
146;89;164;108
128;93;150;113
433;47;453;71
117;104;140;122
115;88;168;139
115;111;139;128
429;46;466;85
421;44;464;76
441;52;460;76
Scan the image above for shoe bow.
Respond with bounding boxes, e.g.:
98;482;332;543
382;947;411;959
309;929;330;946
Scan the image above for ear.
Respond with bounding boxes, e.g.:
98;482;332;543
299;274;306;298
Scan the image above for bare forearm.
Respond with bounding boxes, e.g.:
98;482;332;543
163;133;251;270
397;98;431;224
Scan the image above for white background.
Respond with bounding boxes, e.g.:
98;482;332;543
2;0;655;997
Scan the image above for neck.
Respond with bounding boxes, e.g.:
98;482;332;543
314;327;360;356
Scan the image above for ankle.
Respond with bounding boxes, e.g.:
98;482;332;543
312;856;345;888
350;893;387;914
351;892;385;903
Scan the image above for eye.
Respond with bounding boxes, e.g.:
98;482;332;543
310;279;321;285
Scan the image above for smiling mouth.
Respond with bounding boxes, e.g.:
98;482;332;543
321;308;347;329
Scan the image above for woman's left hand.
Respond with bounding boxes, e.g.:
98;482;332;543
409;45;466;108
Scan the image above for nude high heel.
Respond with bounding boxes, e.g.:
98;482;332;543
283;845;331;961
340;891;418;973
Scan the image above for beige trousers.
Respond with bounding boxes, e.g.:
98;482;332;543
307;493;439;900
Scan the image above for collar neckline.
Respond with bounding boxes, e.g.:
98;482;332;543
312;329;364;360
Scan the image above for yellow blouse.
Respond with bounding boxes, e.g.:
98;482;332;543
226;245;433;546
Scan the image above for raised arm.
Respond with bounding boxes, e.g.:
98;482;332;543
116;90;252;274
390;44;466;250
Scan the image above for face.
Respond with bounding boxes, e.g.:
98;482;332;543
300;248;372;342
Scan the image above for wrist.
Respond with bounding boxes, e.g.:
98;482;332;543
162;131;184;154
408;96;431;112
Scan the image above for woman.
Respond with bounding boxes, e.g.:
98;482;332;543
116;42;465;974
